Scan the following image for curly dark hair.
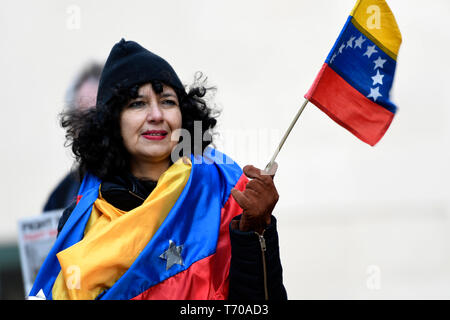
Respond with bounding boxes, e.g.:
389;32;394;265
61;73;220;180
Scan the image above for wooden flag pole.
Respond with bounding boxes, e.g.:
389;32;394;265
264;99;309;174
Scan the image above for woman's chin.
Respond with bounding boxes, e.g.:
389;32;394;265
137;149;173;163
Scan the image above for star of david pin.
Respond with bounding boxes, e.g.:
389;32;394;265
159;240;184;270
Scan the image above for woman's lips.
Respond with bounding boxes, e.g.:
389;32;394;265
142;130;168;141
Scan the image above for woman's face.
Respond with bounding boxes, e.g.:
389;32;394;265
120;83;182;165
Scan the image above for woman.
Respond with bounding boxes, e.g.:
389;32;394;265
30;39;287;300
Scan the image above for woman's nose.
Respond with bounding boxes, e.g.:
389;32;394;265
146;101;164;122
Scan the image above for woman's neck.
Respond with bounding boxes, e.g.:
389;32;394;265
130;158;171;181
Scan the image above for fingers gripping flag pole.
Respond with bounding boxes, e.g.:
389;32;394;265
265;0;401;173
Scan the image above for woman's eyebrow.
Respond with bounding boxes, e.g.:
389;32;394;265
160;92;177;98
133;92;176;99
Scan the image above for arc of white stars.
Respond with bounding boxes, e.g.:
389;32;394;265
371;70;384;86
367;87;382;102
363;45;378;58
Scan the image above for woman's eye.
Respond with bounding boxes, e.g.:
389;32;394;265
162;100;177;106
129;101;145;108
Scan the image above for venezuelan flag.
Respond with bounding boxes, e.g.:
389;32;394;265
29;148;248;300
305;0;402;146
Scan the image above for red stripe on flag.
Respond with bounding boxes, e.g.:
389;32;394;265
305;63;394;146
131;173;249;300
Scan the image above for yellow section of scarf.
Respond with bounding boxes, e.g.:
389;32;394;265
52;157;192;300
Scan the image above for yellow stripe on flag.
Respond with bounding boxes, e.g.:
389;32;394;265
350;0;402;60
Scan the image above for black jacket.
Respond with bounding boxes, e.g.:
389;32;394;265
57;173;287;300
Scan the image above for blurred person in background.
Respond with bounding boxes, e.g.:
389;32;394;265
42;62;103;212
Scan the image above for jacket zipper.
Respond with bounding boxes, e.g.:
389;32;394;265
256;230;269;300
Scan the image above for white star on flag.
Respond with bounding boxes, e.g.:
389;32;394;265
354;36;366;49
339;44;345;54
373;56;387;70
330;53;337;63
346;36;356;48
371;70;384;86
367;87;382;102
363;45;378;58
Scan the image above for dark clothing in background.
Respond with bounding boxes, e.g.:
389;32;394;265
43;170;81;212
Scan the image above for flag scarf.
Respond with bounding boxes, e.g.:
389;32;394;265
305;0;402;146
29;148;248;300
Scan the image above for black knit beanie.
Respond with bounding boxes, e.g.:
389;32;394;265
96;38;185;106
